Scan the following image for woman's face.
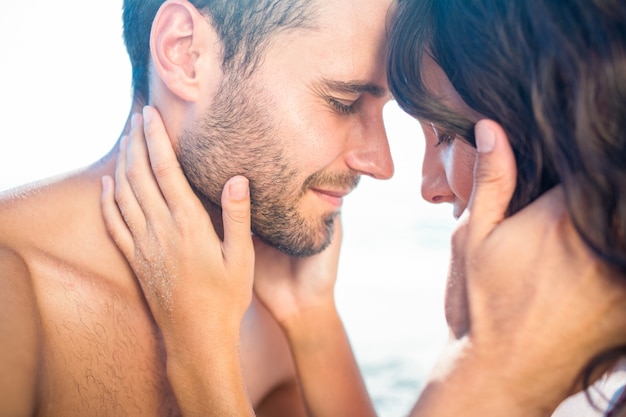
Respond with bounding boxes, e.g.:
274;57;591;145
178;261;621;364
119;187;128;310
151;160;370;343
419;55;482;219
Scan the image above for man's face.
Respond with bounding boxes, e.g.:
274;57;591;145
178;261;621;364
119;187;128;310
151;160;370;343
179;0;394;257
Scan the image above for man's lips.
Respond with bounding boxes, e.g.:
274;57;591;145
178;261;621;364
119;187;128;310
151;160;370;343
310;187;352;206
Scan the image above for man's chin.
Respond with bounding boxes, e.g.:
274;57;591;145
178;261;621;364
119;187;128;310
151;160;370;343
254;235;330;258
252;218;335;258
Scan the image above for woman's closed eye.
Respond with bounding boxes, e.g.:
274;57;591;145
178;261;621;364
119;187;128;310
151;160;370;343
430;123;456;146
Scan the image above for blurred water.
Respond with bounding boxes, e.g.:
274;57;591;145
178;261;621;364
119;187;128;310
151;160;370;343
336;107;456;416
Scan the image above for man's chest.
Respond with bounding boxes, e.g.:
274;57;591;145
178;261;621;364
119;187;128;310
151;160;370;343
33;281;296;416
35;278;180;417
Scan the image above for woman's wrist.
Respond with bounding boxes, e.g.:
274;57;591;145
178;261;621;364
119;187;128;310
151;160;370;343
277;297;340;339
160;310;243;363
414;337;567;417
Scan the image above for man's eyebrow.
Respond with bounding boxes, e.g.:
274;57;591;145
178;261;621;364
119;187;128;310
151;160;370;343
320;78;388;97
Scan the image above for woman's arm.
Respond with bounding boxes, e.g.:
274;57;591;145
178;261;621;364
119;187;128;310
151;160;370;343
409;120;626;417
253;229;377;417
101;106;255;417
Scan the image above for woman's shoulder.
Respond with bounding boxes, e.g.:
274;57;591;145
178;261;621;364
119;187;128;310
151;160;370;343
551;357;626;417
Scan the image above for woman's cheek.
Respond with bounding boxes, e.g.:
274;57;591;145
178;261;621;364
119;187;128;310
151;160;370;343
449;141;478;203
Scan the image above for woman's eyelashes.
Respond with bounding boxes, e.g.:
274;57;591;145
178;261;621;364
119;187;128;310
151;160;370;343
430;123;456;146
436;132;456;146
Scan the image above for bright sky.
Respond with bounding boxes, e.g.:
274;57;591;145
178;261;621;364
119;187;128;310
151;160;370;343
0;1;131;191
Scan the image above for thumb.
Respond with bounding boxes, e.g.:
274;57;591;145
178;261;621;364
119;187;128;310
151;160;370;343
221;176;254;268
466;119;517;242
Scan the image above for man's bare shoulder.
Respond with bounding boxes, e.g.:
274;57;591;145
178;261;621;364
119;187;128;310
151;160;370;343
0;245;38;321
0;178;66;245
0;246;41;416
0;173;104;255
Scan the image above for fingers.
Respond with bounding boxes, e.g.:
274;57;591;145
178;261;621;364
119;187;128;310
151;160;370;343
221;176;254;270
113;133;148;239
101;174;135;259
465;119;517;242
124;111;171;225
445;225;471;339
446;119;516;338
142;106;200;216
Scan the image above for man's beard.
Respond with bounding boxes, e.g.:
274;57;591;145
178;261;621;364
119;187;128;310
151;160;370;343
176;75;358;257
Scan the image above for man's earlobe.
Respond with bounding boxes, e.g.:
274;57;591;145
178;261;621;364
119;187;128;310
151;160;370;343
150;0;221;102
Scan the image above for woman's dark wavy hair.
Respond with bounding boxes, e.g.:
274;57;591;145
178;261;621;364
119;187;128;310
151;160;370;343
388;0;626;413
122;0;315;105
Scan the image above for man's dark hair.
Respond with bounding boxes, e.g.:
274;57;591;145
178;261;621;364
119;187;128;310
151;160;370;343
123;0;315;104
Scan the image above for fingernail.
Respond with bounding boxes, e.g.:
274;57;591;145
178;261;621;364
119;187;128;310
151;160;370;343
131;113;142;129
142;106;153;124
228;177;249;200
475;122;496;154
120;135;128;150
101;176;109;192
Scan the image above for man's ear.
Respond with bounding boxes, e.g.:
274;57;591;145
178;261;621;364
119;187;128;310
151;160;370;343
150;0;222;103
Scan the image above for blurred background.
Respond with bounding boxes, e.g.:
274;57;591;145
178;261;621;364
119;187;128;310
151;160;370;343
0;2;455;415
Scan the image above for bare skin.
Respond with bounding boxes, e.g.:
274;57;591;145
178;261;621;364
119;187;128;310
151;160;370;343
412;120;626;417
0;149;303;417
102;109;626;417
101;106;374;417
418;56;626;416
0;0;396;414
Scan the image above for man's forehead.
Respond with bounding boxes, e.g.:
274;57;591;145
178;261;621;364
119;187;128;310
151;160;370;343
308;0;393;35
257;0;392;94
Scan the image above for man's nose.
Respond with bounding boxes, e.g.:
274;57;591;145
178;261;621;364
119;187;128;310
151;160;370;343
345;113;395;180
